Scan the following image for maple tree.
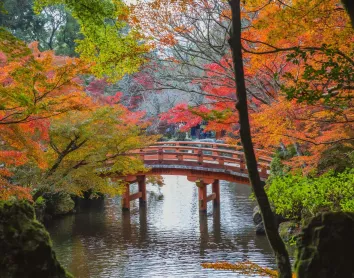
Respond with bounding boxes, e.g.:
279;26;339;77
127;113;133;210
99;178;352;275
0;27;156;201
228;0;293;276
149;0;354;171
30;105;157;197
241;0;354;171
0;29;91;201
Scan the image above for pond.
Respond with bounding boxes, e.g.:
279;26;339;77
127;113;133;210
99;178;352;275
46;175;275;277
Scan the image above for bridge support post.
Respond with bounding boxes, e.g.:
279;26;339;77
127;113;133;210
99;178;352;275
121;176;147;211
212;179;220;207
198;181;207;212
138;175;146;205
122;183;130;211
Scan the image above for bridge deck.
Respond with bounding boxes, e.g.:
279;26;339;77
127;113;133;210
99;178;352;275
133;141;271;183
117;141;272;211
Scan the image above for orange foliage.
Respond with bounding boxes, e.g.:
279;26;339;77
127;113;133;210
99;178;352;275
201;261;297;277
0;41;93;200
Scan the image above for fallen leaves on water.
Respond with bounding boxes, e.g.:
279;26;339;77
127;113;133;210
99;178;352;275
201;261;279;277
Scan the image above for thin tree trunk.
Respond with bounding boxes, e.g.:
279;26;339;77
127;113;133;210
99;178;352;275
227;0;292;276
342;0;354;29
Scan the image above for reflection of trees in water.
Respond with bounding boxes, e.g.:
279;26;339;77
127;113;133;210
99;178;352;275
69;237;91;278
147;189;164;202
218;181;273;261
47;178;274;277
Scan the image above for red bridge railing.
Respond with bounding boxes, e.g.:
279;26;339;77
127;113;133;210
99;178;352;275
134;141;272;179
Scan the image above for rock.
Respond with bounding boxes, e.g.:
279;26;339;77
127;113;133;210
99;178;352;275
295;212;354;278
34;196;46;222
253;206;287;236
0;200;73;278
44;192;75;216
252;206;262;225
278;221;301;243
255;222;265;235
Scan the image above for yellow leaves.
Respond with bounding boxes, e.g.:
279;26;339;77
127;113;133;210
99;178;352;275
147;175;165;187
252;97;298;148
45;104;158;197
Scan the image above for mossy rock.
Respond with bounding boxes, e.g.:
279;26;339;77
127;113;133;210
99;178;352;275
44;192;75;216
278;221;301;243
295;212;354;278
252;206;262;225
34;197;46;222
0;200;73;278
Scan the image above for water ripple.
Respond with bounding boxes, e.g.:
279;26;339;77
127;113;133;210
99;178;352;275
46;176;275;278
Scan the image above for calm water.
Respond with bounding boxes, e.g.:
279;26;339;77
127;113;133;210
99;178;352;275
46;176;275;277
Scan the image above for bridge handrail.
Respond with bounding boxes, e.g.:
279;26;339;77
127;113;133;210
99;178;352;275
137;147;271;165
136;142;272;163
150;141;273;158
138;151;270;168
108;141;271;180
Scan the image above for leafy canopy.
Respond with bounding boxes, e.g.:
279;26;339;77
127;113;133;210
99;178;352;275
38;106;158;197
34;0;150;81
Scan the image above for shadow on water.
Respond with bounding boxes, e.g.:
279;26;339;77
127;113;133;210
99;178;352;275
46;176;275;278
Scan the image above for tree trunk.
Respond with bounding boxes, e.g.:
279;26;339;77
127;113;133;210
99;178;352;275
227;0;292;277
342;0;354;29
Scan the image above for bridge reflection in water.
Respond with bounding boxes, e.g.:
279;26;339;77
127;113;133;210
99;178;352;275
118;141;271;212
46;177;275;277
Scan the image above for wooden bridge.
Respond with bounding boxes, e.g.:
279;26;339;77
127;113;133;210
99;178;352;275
119;141;272;212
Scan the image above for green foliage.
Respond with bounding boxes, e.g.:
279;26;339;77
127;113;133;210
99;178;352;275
35;196;46;206
34;0;149;81
267;170;354;220
267;146;295;184
0;0;80;56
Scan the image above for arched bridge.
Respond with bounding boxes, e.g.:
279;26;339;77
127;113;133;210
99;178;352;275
119;141;272;212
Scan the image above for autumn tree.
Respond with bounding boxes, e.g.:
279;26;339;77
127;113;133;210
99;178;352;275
130;0;292;137
0;28;90;200
0;22;158;201
19;105;157;198
236;0;354;171
228;0;292;276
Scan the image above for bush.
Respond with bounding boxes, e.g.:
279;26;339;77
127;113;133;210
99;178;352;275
267;169;354;220
35;196;46;206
